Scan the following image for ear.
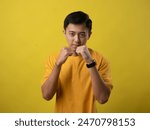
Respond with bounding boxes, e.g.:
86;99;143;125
63;30;66;34
63;30;67;38
87;31;92;39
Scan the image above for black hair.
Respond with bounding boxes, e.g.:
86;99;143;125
64;11;92;32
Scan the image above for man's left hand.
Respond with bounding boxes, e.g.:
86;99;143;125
76;45;93;63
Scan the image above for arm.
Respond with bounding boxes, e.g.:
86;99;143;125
41;63;61;100
88;66;111;104
41;47;72;100
76;45;111;104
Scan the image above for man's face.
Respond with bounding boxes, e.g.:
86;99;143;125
64;23;91;55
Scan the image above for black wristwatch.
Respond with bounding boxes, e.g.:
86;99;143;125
86;59;96;68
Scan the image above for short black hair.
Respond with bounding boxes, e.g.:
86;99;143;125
64;11;92;32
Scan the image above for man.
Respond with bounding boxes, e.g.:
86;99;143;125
41;11;113;112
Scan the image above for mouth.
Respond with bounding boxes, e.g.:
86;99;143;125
71;44;80;49
71;46;78;53
70;46;78;56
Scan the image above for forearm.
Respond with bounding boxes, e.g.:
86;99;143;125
88;66;110;104
41;47;72;100
41;64;61;100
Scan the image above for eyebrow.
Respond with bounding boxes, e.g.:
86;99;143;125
68;31;86;33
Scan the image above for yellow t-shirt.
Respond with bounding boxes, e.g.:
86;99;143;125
42;48;113;113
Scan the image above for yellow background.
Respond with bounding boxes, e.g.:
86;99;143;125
0;0;150;112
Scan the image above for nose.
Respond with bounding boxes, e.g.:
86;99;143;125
74;34;80;43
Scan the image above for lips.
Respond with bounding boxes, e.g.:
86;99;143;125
72;44;80;49
70;44;80;56
72;44;78;47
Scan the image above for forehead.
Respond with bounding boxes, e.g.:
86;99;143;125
66;23;88;32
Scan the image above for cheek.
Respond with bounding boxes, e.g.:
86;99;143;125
66;37;73;44
66;35;72;40
68;38;73;43
80;39;87;44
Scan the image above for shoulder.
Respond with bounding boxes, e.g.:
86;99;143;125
45;52;59;66
48;52;59;61
88;48;106;61
88;48;109;67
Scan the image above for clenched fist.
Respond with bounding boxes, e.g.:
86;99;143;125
76;45;93;63
56;47;72;66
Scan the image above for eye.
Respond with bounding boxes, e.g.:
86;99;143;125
79;33;86;38
69;32;75;37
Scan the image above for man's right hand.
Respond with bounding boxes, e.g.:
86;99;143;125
56;47;72;66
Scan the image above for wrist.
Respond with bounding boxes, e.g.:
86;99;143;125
55;62;62;68
86;59;96;68
85;57;94;64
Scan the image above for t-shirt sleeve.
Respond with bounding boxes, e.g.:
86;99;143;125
41;55;56;85
97;56;113;90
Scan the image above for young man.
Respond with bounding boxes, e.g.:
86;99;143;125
41;11;113;112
